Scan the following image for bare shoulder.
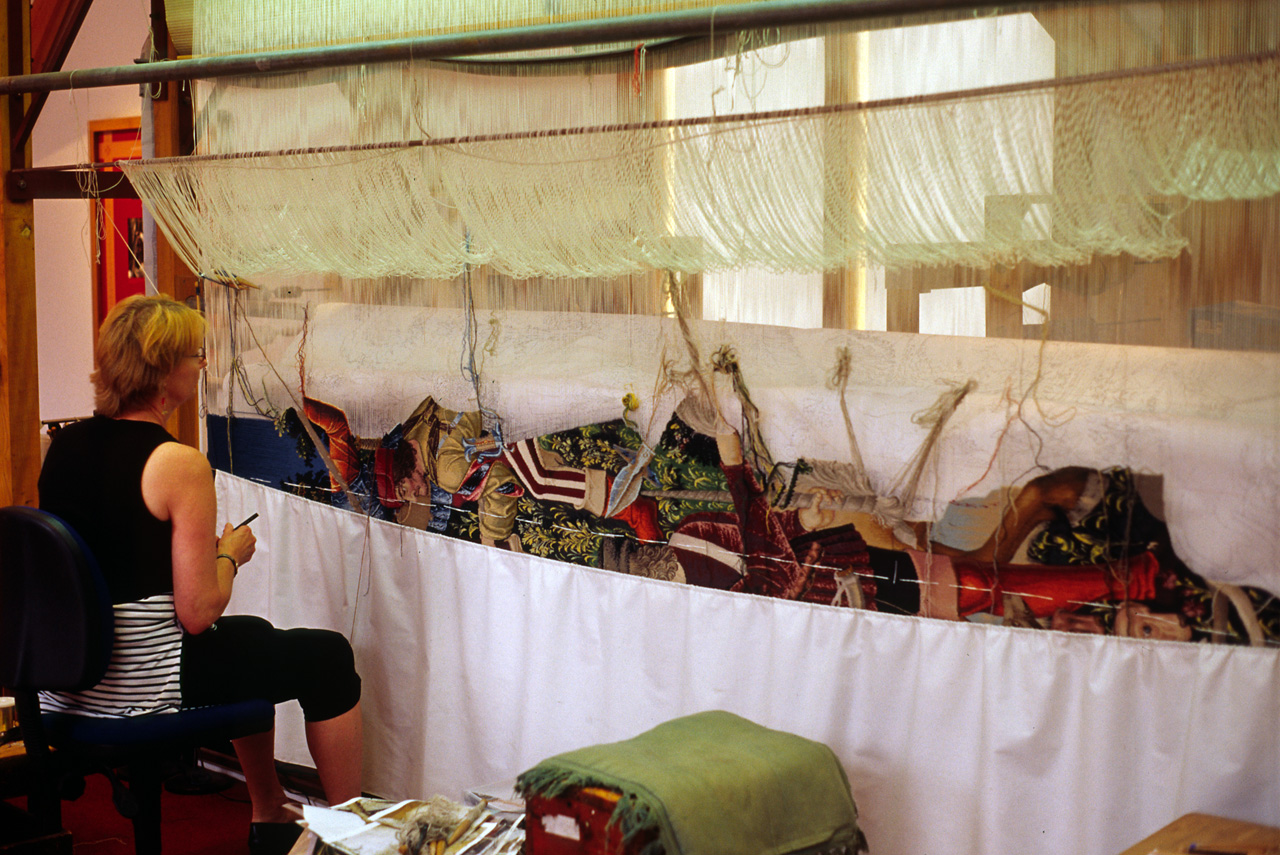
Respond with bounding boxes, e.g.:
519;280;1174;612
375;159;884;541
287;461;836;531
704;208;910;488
148;441;212;480
141;441;213;521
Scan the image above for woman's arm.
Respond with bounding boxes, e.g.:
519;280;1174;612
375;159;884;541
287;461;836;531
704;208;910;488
141;442;255;634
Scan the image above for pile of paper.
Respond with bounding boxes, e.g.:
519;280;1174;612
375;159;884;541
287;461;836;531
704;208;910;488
289;797;525;855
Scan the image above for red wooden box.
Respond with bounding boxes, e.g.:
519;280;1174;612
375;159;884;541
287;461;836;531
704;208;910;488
525;787;657;855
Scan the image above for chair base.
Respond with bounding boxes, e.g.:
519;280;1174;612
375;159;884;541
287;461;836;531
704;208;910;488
0;802;72;855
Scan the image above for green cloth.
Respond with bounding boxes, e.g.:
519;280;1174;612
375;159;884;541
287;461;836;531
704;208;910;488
516;711;867;855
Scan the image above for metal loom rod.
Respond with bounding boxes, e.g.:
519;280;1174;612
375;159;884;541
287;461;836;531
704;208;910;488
0;0;1006;96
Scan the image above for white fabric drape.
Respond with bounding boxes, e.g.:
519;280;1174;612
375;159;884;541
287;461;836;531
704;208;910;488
218;471;1280;855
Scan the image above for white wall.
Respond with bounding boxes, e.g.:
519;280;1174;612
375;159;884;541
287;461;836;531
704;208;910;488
33;0;150;422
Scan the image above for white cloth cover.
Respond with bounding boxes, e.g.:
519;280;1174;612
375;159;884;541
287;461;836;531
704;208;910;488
219;471;1280;855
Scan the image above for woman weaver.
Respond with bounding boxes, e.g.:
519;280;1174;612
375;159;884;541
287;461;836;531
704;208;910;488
38;294;363;855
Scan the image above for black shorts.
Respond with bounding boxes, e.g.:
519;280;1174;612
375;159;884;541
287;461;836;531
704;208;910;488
181;615;361;723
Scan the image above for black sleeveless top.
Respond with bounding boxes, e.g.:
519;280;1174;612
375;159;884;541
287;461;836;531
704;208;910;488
39;415;177;604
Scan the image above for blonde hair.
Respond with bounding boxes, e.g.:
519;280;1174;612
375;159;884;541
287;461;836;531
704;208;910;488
92;295;207;418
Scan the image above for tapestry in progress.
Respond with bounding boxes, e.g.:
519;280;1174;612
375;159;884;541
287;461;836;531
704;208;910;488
210;388;1278;647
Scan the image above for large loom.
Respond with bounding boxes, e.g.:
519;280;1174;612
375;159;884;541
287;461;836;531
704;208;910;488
128;2;1279;854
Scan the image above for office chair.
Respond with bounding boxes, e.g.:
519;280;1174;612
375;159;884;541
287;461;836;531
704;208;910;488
0;506;276;855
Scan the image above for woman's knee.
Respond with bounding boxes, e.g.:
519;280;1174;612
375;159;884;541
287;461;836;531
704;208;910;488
294;629;361;721
216;614;275;633
308;629;357;671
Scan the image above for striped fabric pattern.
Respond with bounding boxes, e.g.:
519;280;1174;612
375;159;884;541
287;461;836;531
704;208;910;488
40;594;184;718
502;439;588;507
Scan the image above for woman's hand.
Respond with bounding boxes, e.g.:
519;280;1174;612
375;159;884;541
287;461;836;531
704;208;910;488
216;521;257;571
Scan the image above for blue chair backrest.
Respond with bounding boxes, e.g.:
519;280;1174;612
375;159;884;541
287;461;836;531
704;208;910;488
0;506;115;691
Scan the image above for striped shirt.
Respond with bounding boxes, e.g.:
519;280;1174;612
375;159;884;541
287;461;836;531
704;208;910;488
40;594;183;718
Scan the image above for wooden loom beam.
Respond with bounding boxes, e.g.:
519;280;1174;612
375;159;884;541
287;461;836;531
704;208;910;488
0;0;1008;96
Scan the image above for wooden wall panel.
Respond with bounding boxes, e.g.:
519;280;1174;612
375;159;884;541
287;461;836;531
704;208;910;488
0;0;38;507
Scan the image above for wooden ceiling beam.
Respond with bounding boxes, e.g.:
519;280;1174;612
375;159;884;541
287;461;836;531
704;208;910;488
13;0;96;158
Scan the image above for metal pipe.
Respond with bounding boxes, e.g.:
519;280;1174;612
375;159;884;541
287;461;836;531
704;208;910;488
0;0;1000;96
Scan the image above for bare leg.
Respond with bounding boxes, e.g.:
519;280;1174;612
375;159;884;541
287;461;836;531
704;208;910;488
232;728;295;823
304;701;364;805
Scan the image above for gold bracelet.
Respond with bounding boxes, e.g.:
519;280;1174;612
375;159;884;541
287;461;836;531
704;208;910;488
216;553;239;576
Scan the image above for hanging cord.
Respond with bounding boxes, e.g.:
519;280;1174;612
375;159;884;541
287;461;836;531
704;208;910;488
208;271;366;514
960;281;1074;497
662;271;717;415
459;233;504;436
221;284;240;473
75;161;150;297
954;279;1077;564
142;23;164;100
709;345;775;482
886;378;977;521
206;275;278;421
659;271;775;482
297;302;310;402
758;347;953;550
816;346;919;545
349;511;375;641
829;347;869;481
662;269;774;482
727;28;790;113
460;257;481;404
206;278;266;475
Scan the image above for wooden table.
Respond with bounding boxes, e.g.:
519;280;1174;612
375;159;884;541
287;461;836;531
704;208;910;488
1119;813;1280;855
0;740;31;800
0;740;72;855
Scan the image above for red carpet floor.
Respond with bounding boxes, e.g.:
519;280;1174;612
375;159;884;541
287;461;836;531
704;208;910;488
5;771;255;854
